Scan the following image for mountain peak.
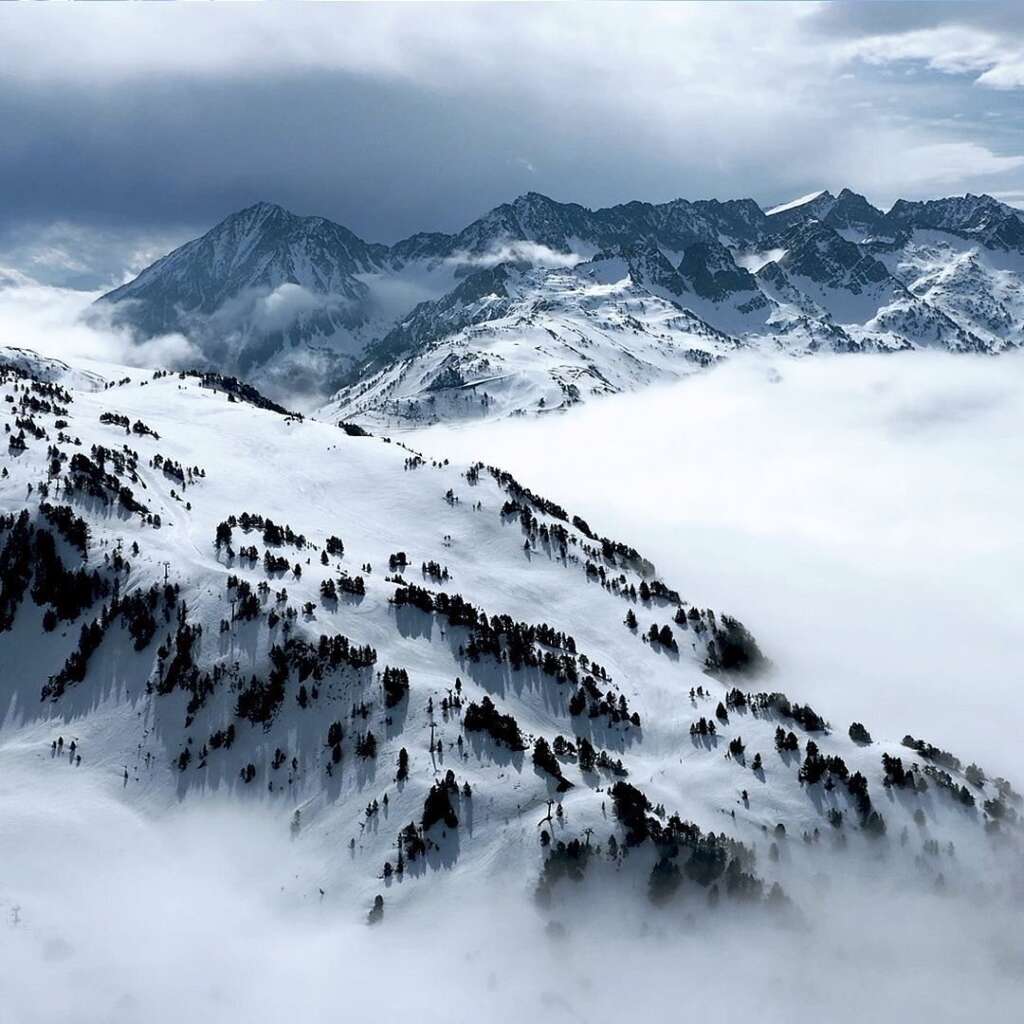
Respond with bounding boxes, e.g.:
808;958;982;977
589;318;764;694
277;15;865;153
95;185;1023;410
885;193;1024;248
240;199;288;215
226;200;294;225
513;190;560;206
826;189;885;230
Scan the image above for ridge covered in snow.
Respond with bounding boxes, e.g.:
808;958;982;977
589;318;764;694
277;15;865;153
1;348;1021;926
764;189;830;217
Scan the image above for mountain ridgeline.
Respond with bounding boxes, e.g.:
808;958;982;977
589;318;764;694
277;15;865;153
96;189;1024;423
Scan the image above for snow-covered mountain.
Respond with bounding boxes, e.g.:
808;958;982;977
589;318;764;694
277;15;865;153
2;348;1021;921
95;203;396;399
321;248;734;427
96;189;1024;422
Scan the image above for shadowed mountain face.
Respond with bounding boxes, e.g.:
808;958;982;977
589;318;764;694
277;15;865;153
96;189;1024;416
102;202;388;323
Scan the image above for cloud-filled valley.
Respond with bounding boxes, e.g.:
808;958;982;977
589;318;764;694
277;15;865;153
3;749;1023;1024
416;351;1024;778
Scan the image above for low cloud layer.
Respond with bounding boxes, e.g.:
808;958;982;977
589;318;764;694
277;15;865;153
2;747;1020;1024
416;351;1024;779
205;282;337;338
449;242;583;271
0;272;199;371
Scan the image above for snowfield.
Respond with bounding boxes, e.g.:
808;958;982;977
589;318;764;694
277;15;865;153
764;189;830;217
319;261;735;427
1;346;1023;1022
2;349;1021;901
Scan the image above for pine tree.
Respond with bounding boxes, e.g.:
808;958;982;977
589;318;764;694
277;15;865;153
578;737;596;773
367;894;384;925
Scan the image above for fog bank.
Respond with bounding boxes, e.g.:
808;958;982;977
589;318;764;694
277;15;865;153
2;762;1021;1024
413;351;1024;778
0;273;197;369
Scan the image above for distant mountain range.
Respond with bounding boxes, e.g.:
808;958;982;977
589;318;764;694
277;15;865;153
96;188;1024;423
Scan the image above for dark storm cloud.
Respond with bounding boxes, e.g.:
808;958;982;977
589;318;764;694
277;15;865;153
0;2;1023;286
0;68;751;255
0;67;838;248
0;74;516;242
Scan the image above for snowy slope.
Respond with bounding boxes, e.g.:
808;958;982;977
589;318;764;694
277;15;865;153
0;346;107;392
319;255;735;427
881;236;1024;352
1;349;1021;923
764;189;832;219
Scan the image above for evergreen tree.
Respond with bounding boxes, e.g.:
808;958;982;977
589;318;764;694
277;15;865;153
848;721;872;745
367;894;384;925
422;783;459;831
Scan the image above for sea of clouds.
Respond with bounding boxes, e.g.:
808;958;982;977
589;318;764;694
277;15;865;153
2;758;1021;1024
415;351;1024;778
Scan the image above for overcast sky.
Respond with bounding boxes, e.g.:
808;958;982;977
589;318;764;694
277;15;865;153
2;1;1024;286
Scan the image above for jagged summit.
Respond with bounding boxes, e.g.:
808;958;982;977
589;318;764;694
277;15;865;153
764;188;893;238
887;193;1024;249
231;199;289;219
823;188;887;234
101;200;386;315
